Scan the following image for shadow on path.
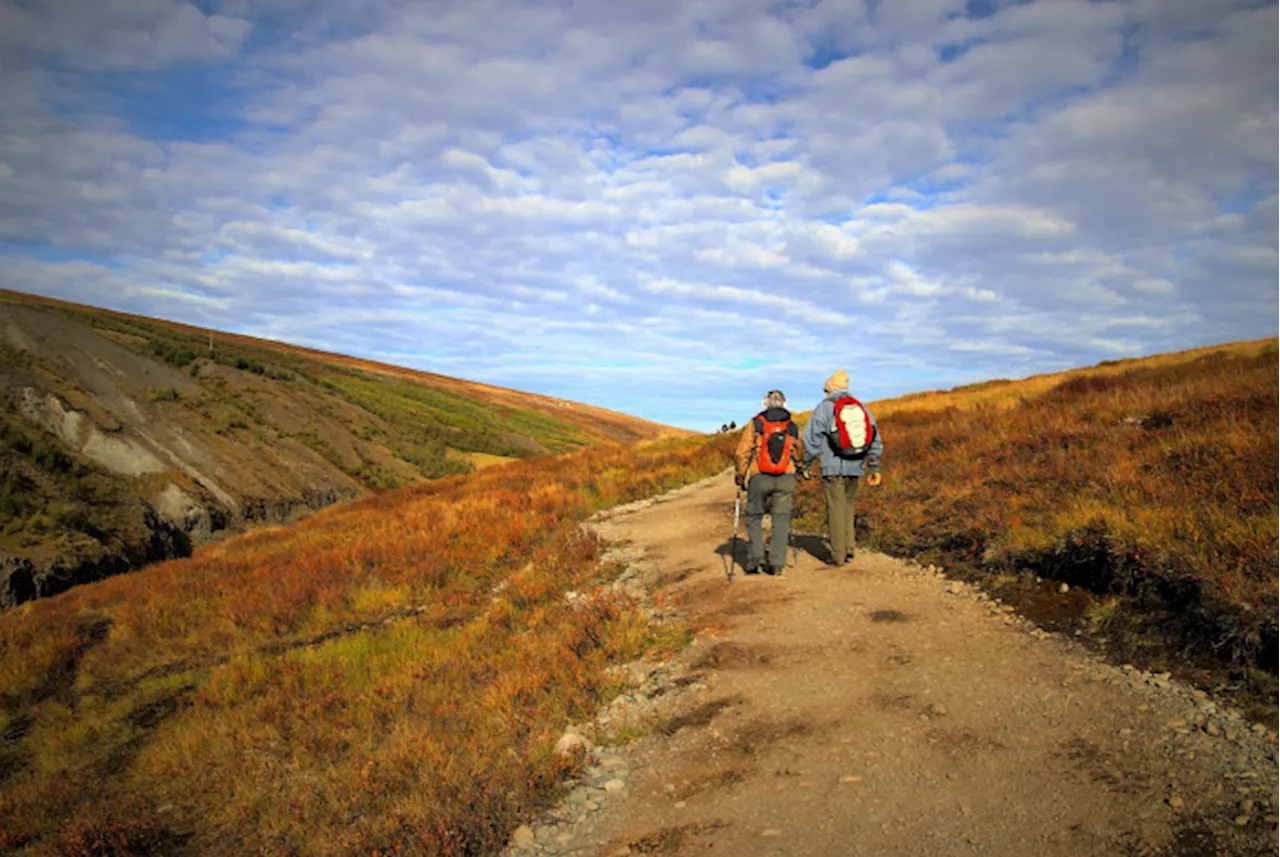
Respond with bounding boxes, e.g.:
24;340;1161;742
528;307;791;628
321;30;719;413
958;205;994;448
713;531;835;578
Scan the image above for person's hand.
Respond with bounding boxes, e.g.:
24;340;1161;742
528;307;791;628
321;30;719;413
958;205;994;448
866;472;882;487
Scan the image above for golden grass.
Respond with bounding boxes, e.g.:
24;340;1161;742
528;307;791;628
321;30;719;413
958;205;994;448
795;339;1278;669
0;433;736;855
464;452;519;470
872;338;1276;418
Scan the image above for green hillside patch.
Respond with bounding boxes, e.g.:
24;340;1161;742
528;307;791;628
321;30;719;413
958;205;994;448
319;370;590;461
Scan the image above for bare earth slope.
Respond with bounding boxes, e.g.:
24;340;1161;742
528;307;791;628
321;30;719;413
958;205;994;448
531;473;1278;857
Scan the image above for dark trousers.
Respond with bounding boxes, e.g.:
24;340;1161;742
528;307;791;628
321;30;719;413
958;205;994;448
745;472;796;569
822;475;861;564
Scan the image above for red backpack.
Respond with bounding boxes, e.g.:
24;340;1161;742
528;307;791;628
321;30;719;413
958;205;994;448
754;414;798;475
829;396;876;460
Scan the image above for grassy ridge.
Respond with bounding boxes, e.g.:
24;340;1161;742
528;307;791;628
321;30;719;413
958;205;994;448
73;307;592;475
1;290;685;596
796;339;1277;688
0;433;735;855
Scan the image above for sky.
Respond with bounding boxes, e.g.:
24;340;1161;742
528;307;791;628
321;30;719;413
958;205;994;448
0;0;1276;432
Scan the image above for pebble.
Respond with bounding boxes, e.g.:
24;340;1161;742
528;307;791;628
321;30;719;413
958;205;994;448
1234;815;1250;826
839;775;863;784
603;779;627;793
1058;582;1070;594
761;829;782;837
1167;796;1185;809
513;825;535;847
929;703;948;717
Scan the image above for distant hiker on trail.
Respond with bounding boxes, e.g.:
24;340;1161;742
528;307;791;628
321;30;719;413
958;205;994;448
803;370;883;567
734;390;803;576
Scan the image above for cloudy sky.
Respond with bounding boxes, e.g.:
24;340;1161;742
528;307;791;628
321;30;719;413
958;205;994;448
0;0;1275;431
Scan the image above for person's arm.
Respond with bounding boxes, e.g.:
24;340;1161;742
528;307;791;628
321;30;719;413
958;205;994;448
789;421;806;475
802;401;829;463
734;421;756;486
864;413;884;484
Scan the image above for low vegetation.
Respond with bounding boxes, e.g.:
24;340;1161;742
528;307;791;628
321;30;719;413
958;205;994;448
795;339;1278;713
0;290;682;601
0;410;128;553
68;307;592;479
0;433;735;855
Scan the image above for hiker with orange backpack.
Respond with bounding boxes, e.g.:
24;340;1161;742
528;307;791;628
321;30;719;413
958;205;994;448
802;370;883;567
734;390;804;576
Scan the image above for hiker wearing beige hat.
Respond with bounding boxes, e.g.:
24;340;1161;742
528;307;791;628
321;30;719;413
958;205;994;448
802;370;884;566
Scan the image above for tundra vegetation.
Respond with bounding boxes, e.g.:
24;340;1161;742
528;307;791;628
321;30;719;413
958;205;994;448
794;338;1278;717
0;433;737;855
2;328;1275;855
0;290;678;602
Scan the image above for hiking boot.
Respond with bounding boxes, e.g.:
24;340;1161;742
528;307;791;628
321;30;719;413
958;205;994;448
766;565;785;577
743;563;763;575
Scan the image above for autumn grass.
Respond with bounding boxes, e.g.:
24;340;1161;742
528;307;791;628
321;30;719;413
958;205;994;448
0;433;735;855
796;339;1278;694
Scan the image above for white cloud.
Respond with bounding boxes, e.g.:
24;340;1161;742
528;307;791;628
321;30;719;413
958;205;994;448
0;0;1274;430
0;0;253;70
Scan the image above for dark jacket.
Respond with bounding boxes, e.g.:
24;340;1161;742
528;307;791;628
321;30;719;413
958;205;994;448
735;407;804;482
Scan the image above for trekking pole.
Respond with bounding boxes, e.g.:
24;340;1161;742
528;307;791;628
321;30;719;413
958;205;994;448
728;486;744;583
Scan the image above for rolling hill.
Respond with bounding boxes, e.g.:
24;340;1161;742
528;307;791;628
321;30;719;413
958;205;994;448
0;334;1274;855
794;336;1278;710
0;289;690;607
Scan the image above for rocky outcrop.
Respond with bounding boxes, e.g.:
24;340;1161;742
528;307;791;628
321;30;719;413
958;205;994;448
0;518;181;609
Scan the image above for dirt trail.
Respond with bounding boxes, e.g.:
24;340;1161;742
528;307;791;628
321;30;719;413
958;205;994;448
567;473;1277;857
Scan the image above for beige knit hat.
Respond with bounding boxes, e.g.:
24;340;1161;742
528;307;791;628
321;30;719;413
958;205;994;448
824;369;849;394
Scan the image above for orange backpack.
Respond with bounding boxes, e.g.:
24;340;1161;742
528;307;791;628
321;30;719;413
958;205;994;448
754;414;798;475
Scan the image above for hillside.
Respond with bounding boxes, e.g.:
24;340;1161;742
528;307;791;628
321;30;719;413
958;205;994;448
794;337;1278;714
0;337;1276;855
0;289;689;607
0;431;737;855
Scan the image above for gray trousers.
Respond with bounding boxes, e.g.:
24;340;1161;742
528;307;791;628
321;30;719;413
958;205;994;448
823;475;861;564
745;473;796;569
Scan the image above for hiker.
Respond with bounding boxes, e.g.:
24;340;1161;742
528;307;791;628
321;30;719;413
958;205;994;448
802;370;883;566
734;390;804;576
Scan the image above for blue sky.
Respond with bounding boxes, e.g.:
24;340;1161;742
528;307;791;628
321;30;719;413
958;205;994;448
0;0;1275;432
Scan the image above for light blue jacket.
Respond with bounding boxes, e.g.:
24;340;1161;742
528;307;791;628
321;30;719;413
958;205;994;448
802;389;883;477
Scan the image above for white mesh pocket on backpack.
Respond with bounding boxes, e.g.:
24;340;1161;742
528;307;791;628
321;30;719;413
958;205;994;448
837;403;868;451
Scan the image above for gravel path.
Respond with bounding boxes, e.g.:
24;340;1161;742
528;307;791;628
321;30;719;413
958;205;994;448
503;472;1278;857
